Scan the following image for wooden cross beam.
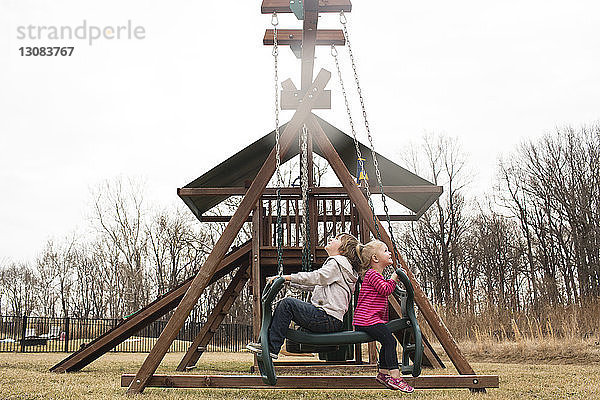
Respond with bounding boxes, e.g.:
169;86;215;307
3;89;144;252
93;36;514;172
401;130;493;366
176;265;250;371
126;69;332;394
263;29;344;46
261;0;352;14
122;374;499;390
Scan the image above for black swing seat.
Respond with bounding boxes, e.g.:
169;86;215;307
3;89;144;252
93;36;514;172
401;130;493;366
285;317;413;345
256;268;423;385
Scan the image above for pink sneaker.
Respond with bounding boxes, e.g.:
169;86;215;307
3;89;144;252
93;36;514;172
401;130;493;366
375;372;389;387
386;376;414;393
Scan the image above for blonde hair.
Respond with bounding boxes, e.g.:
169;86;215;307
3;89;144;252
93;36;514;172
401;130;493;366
335;233;361;273
355;240;387;275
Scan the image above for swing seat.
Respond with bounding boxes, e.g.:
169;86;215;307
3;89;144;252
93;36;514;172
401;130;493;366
285;317;412;345
256;268;423;385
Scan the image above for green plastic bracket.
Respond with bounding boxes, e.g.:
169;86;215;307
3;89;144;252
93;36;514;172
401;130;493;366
290;0;304;20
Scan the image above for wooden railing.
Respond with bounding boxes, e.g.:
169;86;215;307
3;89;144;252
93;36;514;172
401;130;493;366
261;195;359;248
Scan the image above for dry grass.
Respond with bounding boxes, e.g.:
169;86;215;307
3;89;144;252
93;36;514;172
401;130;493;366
426;299;600;343
1;351;599;400
457;337;600;365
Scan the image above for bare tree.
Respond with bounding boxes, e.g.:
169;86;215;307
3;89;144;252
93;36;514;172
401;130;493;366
0;262;38;316
146;206;211;296
92;178;150;314
35;242;59;317
498;124;600;306
35;238;77;317
399;134;472;310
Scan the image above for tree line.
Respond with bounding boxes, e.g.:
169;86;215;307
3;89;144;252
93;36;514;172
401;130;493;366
0;179;252;324
398;124;599;338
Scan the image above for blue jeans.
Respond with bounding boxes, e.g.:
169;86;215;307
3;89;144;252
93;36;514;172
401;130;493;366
268;297;344;354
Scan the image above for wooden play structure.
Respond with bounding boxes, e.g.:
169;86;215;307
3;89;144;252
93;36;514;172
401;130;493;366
55;0;499;392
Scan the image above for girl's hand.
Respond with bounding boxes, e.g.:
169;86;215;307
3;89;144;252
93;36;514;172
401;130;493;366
390;272;399;282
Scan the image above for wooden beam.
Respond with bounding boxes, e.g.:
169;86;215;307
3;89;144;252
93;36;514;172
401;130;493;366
301;0;318;91
307;115;478;376
261;0;352;14
263;29;345;46
176;266;250;371
122;374;499;389
126;69;331;394
50;242;251;373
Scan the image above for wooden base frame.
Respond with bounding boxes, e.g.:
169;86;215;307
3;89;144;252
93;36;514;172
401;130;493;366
122;374;499;390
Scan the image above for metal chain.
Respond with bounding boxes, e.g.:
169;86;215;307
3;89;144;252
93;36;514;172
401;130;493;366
272;13;284;276
339;12;400;267
331;44;381;240
300;124;311;271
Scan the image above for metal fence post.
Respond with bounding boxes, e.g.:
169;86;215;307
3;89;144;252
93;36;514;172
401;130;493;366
20;315;27;353
64;317;70;353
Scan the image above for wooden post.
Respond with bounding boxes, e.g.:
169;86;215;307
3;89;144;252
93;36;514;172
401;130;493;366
307;115;477;376
126;69;331;394
176;266;250;371
301;0;319;91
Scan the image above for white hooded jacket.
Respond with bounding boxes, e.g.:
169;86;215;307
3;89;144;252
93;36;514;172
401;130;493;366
289;255;359;322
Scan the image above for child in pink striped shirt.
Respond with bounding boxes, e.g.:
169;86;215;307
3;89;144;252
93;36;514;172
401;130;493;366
354;240;414;393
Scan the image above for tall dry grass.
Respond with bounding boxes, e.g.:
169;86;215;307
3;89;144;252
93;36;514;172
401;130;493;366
419;297;600;364
422;297;600;342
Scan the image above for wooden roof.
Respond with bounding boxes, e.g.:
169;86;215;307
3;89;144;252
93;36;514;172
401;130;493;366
180;115;438;219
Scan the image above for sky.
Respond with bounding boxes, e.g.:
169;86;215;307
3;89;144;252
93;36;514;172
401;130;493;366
1;0;599;262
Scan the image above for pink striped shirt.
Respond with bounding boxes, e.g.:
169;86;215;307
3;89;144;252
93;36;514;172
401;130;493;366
353;268;397;326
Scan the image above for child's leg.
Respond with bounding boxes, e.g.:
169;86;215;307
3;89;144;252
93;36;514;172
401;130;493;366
355;324;399;373
376;325;400;377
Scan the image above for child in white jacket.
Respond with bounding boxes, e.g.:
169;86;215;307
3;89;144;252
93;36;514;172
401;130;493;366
247;233;361;358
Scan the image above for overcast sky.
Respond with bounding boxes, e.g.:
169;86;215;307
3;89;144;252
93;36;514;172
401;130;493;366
1;0;599;262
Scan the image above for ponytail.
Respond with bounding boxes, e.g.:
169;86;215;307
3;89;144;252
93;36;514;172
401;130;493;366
355;243;369;276
357;240;386;275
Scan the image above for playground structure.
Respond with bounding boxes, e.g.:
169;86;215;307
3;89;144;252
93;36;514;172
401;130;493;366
54;0;499;392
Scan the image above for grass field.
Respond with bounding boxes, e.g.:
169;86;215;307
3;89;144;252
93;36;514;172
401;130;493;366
1;350;599;400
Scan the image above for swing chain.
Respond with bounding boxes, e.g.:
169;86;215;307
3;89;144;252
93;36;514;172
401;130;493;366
272;12;284;276
339;12;401;269
300;124;311;271
331;44;381;240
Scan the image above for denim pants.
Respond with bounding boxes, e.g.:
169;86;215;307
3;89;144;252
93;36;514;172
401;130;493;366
355;323;399;370
268;297;343;354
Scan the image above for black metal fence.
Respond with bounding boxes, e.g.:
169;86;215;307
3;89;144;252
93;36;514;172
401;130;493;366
0;315;252;353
